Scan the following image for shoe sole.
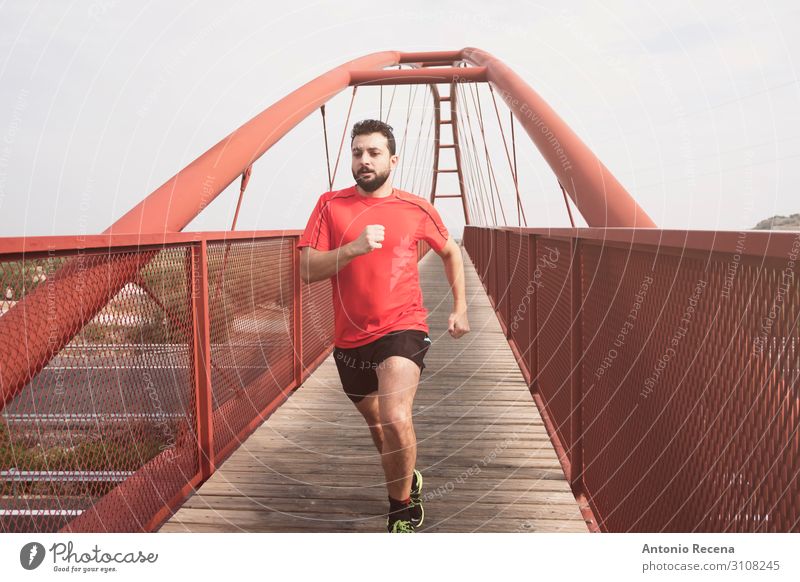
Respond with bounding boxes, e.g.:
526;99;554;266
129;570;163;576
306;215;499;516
411;502;424;528
411;469;424;528
386;518;416;533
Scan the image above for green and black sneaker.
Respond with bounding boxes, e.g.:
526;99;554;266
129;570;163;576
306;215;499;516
408;468;424;528
386;506;416;533
386;515;415;533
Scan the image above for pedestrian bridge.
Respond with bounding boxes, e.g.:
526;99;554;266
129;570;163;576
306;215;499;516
160;245;589;533
0;47;796;533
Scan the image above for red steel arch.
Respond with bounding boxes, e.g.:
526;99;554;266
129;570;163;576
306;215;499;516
1;47;655;411
109;47;654;235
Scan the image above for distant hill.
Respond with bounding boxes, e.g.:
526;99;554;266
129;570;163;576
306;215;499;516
752;213;800;230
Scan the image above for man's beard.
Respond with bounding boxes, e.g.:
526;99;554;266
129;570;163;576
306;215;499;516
354;168;390;192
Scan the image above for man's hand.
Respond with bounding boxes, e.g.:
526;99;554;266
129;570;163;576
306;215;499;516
349;224;385;257
448;308;470;339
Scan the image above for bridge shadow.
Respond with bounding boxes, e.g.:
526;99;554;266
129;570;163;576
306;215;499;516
160;246;588;532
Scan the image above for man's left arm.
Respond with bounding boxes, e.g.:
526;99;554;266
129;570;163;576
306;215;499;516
435;236;470;339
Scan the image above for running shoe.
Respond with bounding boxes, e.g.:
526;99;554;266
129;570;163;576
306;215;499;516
408;469;424;527
387;516;415;533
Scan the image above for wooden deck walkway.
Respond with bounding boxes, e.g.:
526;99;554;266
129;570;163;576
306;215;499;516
160;246;588;533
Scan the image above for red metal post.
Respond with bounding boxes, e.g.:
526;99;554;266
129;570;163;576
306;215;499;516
569;239;584;490
492;228;500;310
190;241;215;481
292;237;304;387
528;233;539;393
502;229;511;337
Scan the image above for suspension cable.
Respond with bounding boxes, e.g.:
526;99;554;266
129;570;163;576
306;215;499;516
459;82;493;226
453;84;481;223
398;84;420;186
471;83;509;226
510;111;527;226
214;164;254;310
230;165;253;231
330;86;358;187
461;81;497;225
456;83;491;225
559;181;576;227
411;89;435;194
382;65;400;123
423;90;440;203
320;105;333;190
470;81;508;225
488;85;527;227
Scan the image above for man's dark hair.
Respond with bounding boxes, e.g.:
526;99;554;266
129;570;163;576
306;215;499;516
351;119;396;155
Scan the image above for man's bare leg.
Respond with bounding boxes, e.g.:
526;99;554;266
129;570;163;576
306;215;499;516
375;355;420;500
353;393;384;453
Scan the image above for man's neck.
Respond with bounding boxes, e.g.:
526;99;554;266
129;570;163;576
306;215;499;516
355;182;394;198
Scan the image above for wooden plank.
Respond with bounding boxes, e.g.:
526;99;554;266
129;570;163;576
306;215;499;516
161;247;588;533
159;516;587;533
167;506;585;532
189;482;576;499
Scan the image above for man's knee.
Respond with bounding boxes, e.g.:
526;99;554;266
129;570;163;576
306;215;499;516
379;410;413;435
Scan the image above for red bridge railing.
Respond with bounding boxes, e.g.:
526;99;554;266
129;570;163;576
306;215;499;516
464;225;799;533
0;231;431;532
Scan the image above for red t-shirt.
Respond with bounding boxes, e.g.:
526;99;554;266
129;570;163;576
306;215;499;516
297;185;449;348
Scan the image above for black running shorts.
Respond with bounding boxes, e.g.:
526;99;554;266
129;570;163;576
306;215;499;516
333;329;431;404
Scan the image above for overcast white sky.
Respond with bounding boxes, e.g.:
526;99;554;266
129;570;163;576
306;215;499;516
0;0;798;238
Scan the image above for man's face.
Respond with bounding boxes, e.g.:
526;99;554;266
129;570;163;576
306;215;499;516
351;132;398;192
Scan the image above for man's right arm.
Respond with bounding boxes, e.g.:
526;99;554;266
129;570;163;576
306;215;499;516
299;224;385;283
300;245;358;283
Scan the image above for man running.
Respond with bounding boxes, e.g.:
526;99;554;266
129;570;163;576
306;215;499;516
297;119;470;533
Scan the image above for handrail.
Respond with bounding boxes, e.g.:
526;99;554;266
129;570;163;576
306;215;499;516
496;226;800;258
0;230;303;256
0;232;321;532
0;232;432;532
463;225;799;533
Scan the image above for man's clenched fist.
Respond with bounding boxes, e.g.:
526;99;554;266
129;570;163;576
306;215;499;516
349;224;385;256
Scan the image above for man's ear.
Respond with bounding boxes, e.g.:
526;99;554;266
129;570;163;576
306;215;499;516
390;154;399;169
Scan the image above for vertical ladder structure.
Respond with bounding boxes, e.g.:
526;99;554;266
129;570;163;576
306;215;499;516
429;80;470;225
